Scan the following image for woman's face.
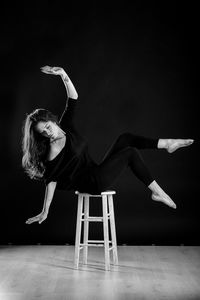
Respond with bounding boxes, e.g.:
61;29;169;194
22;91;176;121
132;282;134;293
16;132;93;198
35;121;60;140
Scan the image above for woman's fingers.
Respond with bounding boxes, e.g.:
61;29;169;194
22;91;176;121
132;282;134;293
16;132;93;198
41;66;53;73
40;66;63;75
25;214;40;224
26;217;38;224
25;213;47;224
40;66;53;74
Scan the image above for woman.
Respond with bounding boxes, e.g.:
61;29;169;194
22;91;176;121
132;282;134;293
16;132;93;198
23;66;194;225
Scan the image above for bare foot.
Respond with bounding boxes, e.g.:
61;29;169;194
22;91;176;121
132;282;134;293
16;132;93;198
148;180;177;209
151;193;177;209
166;139;194;153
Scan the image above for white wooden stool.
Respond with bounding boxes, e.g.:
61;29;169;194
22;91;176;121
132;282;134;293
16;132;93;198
74;190;118;271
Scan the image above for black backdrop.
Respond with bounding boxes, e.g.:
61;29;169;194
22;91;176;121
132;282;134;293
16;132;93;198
1;2;199;245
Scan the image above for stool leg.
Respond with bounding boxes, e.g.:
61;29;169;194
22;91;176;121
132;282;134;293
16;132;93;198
108;195;118;265
74;194;84;269
83;195;89;264
102;194;110;271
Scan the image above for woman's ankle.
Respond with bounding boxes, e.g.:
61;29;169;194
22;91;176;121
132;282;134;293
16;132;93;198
157;139;171;149
148;180;164;194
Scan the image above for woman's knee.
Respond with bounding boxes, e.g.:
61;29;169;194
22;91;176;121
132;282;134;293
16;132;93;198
123;146;138;158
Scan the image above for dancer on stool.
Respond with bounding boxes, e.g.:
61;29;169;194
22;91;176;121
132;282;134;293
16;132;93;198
22;66;194;225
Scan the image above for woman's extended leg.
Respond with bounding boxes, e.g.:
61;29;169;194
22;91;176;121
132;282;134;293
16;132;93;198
96;133;177;209
100;133;159;163
100;132;194;161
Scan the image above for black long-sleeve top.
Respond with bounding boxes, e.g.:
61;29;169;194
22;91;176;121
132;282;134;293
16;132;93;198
43;98;97;191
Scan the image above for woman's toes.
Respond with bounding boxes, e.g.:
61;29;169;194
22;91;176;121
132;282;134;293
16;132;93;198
167;139;194;153
152;194;176;209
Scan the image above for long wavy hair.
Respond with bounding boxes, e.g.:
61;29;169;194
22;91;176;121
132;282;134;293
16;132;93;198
22;108;59;180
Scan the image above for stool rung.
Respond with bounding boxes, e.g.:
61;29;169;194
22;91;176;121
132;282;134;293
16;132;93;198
109;246;114;251
80;240;112;247
80;243;104;247
81;213;111;217
81;217;103;222
88;240;112;243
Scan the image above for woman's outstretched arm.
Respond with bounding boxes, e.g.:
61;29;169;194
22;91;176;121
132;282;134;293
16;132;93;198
40;66;78;99
60;69;78;100
25;181;57;224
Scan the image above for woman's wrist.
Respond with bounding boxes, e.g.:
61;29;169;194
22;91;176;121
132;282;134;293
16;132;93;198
61;73;70;83
62;73;69;84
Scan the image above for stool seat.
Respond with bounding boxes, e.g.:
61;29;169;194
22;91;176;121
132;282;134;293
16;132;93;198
74;190;118;271
75;191;116;197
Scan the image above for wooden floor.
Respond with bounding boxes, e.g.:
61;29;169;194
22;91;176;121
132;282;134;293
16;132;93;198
0;245;200;300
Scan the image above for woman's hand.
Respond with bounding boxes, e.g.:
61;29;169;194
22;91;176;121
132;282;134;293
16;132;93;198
25;211;48;225
40;66;65;76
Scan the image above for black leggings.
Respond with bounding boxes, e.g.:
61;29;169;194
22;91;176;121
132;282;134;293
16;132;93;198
93;132;158;192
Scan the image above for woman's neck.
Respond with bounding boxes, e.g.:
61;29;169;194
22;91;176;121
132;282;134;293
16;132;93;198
50;129;66;144
50;134;65;144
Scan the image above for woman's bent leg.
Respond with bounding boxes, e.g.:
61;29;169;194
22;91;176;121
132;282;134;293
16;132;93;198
96;146;154;190
95;145;176;209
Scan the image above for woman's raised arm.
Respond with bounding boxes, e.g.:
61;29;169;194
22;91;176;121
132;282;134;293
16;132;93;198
40;66;78;100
